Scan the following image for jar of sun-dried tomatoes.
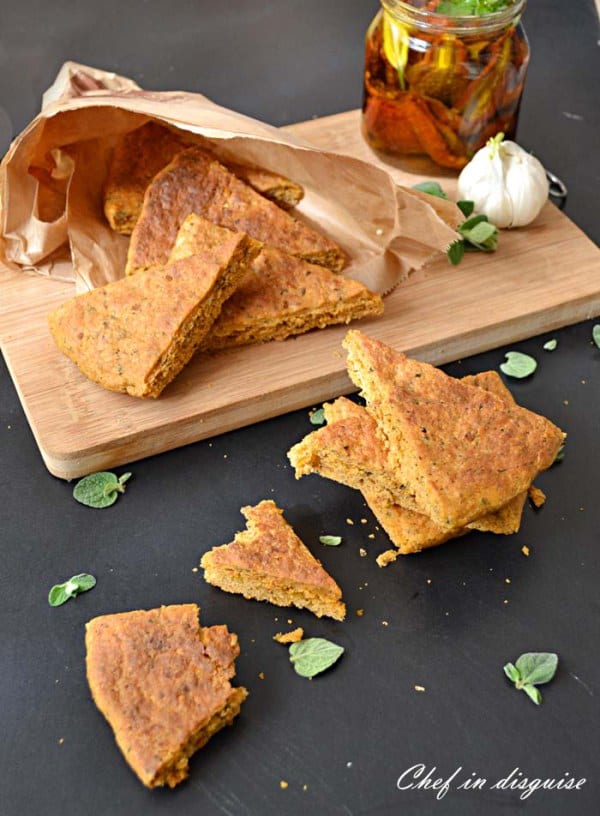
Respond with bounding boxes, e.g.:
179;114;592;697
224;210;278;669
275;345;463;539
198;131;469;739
362;0;530;169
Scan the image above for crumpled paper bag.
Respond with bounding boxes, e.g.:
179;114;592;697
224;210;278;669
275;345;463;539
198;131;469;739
0;61;461;294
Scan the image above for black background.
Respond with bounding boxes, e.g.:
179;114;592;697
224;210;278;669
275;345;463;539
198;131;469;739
1;2;599;815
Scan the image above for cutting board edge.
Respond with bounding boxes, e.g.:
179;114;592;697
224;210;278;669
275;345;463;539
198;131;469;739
31;292;600;480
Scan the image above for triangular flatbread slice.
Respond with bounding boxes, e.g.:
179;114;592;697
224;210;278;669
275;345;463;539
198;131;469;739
48;218;261;397
288;373;529;554
342;331;564;528
125;146;345;276
168;214;382;350
85;604;247;788
103;121;304;234
201;500;346;620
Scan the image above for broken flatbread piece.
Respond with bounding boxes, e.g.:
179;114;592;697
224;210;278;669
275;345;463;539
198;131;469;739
126;146;345;276
169;213;382;350
201;500;346;621
343;331;564;528
103;121;304;234
85;604;247;788
48;218;261;397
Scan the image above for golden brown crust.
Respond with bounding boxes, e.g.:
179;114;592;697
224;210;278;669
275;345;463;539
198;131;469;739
201;500;345;620
103;121;305;234
125;146;345;276
343;331;565;528
226;163;304;209
48;219;261;398
363;488;471;555
288;371;544;553
85;604;247;789
168;215;382;349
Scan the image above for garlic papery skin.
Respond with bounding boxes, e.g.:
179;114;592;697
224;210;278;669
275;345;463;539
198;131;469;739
457;134;550;228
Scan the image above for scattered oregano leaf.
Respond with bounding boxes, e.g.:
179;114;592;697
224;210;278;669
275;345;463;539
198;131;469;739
319;535;342;546
411;182;493;263
456;200;475;218
543;339;557;351
73;472;132;508
289;637;344;678
500;351;537;379
503;652;558;705
48;573;96;607
412;181;448;199
592;325;600;349
309;408;325;426
553;444;565;464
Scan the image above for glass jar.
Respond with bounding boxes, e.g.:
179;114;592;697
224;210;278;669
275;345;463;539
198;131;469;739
362;0;530;169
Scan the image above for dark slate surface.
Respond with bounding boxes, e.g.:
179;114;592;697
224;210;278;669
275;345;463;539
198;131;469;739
1;1;599;814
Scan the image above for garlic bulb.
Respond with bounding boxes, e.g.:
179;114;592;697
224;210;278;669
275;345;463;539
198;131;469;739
457;133;549;228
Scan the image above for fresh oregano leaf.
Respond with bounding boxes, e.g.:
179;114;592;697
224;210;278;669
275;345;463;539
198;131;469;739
73;471;132;508
553;444;565;464
592;325;600;349
543;339;557;351
500;351;537;379
456;200;474;217
319;535;342;546
447;239;465;265
514;652;558;686
48;573;96;607
310;408;325;426
504;652;558;705
459;213;489;232
503;662;520;684
463;220;497;245
522;684;543;705
412;181;448;199
289;637;344;678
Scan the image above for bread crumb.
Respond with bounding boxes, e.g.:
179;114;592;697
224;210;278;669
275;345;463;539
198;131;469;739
280;780;288;790
346;518;354;525
521;545;530;556
356;609;364;617
563;400;569;405
191;566;198;573
302;784;308;791
360;518;367;524
258;672;265;680
528;485;546;508
414;685;426;692
273;627;304;644
426;579;432;584
287;619;293;624
368;533;375;539
505;578;511;584
381;620;389;627
58;737;65;745
503;599;509;605
359;548;367;557
376;549;397;567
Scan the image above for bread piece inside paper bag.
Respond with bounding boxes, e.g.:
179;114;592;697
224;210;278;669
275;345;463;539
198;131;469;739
0;61;461;294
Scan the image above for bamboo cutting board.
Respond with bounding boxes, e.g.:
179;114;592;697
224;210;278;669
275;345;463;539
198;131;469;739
1;109;599;480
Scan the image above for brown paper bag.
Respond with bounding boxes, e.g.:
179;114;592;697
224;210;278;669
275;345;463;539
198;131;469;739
0;61;461;294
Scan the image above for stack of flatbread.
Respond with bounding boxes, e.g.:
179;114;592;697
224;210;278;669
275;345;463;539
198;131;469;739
48;122;383;398
288;330;565;563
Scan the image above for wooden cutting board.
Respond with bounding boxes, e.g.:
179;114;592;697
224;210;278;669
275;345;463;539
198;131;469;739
1;109;599;480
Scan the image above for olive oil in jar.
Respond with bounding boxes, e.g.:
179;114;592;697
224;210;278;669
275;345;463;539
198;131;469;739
362;0;530;168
